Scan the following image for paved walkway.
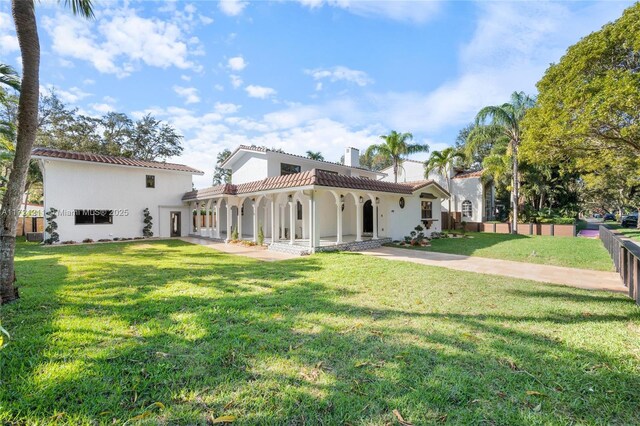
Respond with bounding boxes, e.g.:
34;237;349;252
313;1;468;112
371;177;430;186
180;237;297;262
357;246;626;293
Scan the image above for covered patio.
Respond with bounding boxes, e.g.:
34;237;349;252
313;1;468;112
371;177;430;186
182;169;445;253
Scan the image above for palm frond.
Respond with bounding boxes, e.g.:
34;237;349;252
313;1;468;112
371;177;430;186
62;0;95;18
0;64;20;92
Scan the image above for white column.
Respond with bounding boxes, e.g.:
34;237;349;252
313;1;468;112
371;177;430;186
308;197;314;249
237;202;243;240
312;193;320;248
189;203;194;234
226;204;232;242
205;200;212;237
356;198;363;242
271;199;276;243
252;201;258;242
214;203;220;239
279;205;285;239
336;201;343;244
289;201;295;244
195;202;201;236
373;199;379;240
263;203;269;239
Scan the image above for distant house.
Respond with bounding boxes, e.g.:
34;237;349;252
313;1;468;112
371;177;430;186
34;145;451;253
379;160;495;227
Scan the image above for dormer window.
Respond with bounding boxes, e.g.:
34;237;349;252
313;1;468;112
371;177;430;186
281;163;301;176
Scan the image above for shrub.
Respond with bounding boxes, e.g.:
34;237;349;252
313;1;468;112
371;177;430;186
142;208;153;238
97;239;112;243
61;240;75;245
82;238;94;243
113;237;121;241
134;236;145;240
231;226;239;240
460;221;467;236
44;208;59;245
257;224;264;246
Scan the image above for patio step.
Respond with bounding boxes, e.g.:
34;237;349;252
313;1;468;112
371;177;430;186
268;238;393;256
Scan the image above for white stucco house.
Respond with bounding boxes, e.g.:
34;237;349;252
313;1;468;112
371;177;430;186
380;159;495;228
33;145;452;254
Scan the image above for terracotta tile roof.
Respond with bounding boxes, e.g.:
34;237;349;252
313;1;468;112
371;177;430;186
220;144;378;172
182;169;428;201
32;147;204;175
453;169;483;179
403;180;450;197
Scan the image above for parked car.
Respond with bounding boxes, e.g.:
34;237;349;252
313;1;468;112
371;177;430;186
621;211;638;228
603;213;616;222
593;213;602;219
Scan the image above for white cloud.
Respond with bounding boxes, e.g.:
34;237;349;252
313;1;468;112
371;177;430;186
91;103;116;114
227;56;247;71
219;0;248;16
0;12;19;53
43;86;92;104
305;66;373;87
214;102;241;114
173;86;200;104
214;84;225;91
43;6;200;78
230;74;243;89
245;85;277;99
297;0;441;23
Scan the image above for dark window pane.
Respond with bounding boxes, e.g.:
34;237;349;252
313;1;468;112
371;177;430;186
281;163;301;176
297;201;303;220
74;210;94;224
94;210;113;224
146;175;155;188
421;201;432;220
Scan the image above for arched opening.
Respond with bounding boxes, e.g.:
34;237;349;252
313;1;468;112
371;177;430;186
363;200;373;234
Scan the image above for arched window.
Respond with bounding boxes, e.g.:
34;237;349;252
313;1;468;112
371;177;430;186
462;200;473;218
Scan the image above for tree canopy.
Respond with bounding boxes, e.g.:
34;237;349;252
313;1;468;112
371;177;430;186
36;92;183;161
521;3;640;164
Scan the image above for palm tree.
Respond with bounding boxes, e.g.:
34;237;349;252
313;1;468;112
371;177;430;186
306;150;324;161
366;131;428;183
475;91;535;234
425;147;464;229
0;0;94;305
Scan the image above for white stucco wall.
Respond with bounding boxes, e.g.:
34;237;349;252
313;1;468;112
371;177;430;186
40;159;195;242
230;153;269;185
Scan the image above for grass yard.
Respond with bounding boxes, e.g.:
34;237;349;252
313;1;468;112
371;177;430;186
395;232;613;271
606;225;640;242
1;240;639;425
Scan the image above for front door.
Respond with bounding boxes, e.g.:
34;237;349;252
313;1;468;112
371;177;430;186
170;212;181;237
363;200;373;234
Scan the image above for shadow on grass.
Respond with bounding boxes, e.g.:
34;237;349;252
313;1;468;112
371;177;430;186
1;240;639;425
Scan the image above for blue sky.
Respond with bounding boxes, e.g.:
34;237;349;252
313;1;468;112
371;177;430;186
0;0;633;187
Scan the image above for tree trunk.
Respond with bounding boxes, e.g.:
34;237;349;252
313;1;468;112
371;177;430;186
447;176;452;230
0;0;40;305
511;140;519;234
392;158;398;183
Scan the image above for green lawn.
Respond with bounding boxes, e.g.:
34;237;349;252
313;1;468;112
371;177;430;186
394;232;613;271
1;240;639;425
606;225;640;242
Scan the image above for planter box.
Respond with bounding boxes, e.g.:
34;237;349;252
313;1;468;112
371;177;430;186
482;223;496;233
537;223;554;236
553;224;576;237
516;223;533;236
494;223;511;234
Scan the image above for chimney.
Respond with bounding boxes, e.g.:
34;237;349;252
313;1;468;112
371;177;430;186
344;147;360;168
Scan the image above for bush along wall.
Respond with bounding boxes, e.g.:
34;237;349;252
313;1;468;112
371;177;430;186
142;208;153;238
44;208;59;245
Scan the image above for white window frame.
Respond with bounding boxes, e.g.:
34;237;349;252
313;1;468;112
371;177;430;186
462;200;473;218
